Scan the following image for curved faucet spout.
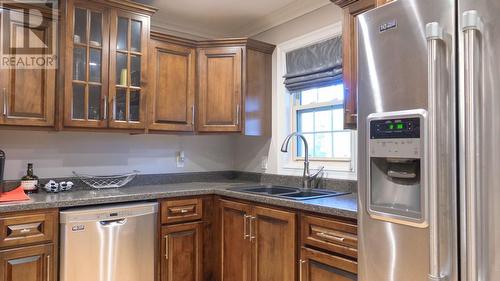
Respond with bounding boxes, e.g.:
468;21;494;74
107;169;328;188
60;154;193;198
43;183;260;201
280;132;309;163
280;132;323;189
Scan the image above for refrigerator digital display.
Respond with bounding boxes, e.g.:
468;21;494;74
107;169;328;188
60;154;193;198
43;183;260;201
370;117;420;139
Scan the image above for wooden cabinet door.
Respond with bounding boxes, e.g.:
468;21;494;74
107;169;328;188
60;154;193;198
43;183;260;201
339;0;376;129
108;10;149;129
220;200;252;281
0;9;55;127
251;206;296;281
64;0;110;128
161;222;203;281
300;247;357;281
197;47;243;132
148;39;195;131
0;244;54;281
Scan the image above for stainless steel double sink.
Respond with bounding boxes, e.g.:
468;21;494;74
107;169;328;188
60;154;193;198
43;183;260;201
228;185;349;200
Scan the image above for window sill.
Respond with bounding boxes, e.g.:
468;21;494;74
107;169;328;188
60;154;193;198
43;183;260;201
280;161;356;181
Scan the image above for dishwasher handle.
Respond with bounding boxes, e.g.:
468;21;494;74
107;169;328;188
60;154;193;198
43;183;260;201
99;218;127;226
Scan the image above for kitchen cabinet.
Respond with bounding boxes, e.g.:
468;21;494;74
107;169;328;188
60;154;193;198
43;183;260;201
251;206;296;281
0;209;58;281
219;199;296;281
63;0;155;129
301;214;357;259
159;198;206;281
161;222;203;281
108;9;149;129
197;39;274;135
0;6;56;127
148;33;196;132
330;0;377;129
160;198;203;225
0;244;55;281
197;47;243;133
220;200;252;281
300;247;357;281
300;214;358;281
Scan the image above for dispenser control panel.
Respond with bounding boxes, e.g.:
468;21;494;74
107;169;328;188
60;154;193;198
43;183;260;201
369;116;423;159
370;117;420;139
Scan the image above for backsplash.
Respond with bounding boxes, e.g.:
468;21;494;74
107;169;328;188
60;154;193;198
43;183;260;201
0;130;235;180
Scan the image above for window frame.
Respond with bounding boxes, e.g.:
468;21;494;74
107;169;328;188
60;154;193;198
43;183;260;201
274;21;356;180
290;85;354;163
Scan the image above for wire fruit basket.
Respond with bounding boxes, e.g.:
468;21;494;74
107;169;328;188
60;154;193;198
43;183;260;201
72;171;139;189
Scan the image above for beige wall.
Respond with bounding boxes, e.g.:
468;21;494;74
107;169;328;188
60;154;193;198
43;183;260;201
0;131;235;180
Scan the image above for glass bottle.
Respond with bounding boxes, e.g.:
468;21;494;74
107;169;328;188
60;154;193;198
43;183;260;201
21;163;39;193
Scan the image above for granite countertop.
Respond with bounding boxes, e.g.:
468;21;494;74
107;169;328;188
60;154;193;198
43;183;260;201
0;181;358;219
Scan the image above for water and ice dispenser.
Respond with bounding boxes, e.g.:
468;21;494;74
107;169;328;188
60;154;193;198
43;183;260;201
367;110;428;227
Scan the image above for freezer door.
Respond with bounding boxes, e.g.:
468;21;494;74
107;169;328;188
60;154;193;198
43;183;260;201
60;202;158;281
459;1;500;280
357;0;457;280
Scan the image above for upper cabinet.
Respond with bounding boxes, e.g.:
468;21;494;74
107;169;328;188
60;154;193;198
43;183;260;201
63;0;155;129
108;10;149;129
331;0;389;129
197;47;243;133
148;33;196;132
0;5;56;127
196;40;274;135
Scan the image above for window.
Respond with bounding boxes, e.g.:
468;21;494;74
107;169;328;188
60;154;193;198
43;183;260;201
292;83;353;162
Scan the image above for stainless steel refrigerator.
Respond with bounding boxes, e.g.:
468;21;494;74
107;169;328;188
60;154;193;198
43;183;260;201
357;0;500;280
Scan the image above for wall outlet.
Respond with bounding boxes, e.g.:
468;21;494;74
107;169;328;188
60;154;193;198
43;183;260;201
261;156;268;170
176;151;185;168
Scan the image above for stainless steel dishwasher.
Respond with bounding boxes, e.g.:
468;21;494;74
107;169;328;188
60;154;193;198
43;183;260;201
60;202;158;281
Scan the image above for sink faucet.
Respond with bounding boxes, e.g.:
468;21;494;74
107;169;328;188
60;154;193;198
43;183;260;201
281;132;324;189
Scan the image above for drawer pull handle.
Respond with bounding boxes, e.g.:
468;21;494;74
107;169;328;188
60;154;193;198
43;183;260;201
317;232;345;242
299;259;306;281
243;214;251;239
46;255;50;281
20;228;31;234
164;235;169;260
249;216;256;242
169;206;195;215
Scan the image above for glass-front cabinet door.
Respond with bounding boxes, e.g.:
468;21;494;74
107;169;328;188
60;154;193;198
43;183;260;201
64;1;109;128
108;11;148;129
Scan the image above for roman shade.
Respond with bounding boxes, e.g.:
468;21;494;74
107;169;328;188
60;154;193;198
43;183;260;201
284;36;343;93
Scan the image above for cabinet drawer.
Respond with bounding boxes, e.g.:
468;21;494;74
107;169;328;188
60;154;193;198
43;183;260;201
300;247;357;280
160;198;203;224
301;214;357;259
0;210;57;249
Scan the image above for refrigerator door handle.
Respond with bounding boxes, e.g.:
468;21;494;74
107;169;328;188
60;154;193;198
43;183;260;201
462;10;483;281
425;22;448;281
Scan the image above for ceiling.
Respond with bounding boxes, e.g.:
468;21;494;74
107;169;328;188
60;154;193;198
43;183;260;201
134;0;331;39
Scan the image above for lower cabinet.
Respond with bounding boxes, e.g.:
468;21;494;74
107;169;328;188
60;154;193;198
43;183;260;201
161;222;203;281
300;247;357;281
220;200;252;281
0;244;55;281
220;199;296;281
